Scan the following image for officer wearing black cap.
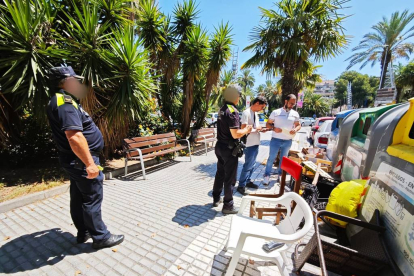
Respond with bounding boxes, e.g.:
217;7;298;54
212;84;252;214
47;66;124;249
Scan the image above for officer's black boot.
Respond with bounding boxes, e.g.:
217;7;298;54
213;198;223;207
222;205;239;215
92;234;124;250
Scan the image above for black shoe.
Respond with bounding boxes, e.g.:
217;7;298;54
237;186;248;196
213;198;223;207
77;232;92;244
246;181;259;189
92;234;124;250
222;206;239;215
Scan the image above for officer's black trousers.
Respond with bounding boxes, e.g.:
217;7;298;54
60;155;111;242
213;142;238;208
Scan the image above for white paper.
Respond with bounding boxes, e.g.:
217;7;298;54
281;128;295;137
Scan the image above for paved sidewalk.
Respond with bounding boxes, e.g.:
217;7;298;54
0;132;320;276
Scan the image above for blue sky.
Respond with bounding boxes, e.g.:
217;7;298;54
158;0;413;88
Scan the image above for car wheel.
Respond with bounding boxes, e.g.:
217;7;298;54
301;122;305;126
213;122;217;128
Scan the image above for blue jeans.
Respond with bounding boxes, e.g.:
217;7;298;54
238;145;259;188
264;138;292;176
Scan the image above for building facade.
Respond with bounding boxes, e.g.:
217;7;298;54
313;80;335;99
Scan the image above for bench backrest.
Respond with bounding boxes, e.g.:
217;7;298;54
124;132;177;158
194;128;216;142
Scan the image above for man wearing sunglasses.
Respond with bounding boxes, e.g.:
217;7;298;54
263;94;301;185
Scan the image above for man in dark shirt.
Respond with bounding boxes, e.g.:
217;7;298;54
47;66;123;249
213;85;252;214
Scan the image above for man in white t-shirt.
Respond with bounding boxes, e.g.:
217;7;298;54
263;94;301;185
237;96;268;195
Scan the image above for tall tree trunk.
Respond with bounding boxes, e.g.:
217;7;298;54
379;51;391;89
281;62;297;101
181;80;194;138
194;71;220;130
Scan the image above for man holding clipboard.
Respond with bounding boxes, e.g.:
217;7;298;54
237;96;268;195
263;94;301;185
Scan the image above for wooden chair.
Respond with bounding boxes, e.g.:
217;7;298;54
249;157;302;224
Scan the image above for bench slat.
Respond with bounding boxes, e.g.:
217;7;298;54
128;145;187;159
140;143;174;154
127;132;175;143
196;129;215;135
195;135;215;142
127;137;176;148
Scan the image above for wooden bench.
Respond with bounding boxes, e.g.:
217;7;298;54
123;132;191;179
193;128;217;155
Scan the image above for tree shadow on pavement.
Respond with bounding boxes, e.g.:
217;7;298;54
0;228;94;274
193;162;218;179
172;204;218;227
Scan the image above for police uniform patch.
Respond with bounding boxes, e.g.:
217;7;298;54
64;95;73;104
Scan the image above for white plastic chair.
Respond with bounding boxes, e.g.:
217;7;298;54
224;192;313;276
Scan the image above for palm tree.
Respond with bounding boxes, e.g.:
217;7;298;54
0;0;66;120
238;69;255;94
194;22;233;129
243;0;348;100
103;26;156;152
181;24;209;137
63;2;113;114
347;10;414;89
395;60;414;101
302;91;330;117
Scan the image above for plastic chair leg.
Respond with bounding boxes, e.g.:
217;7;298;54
225;235;246;276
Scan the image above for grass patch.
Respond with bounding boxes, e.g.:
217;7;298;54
0;158;68;203
0;181;66;203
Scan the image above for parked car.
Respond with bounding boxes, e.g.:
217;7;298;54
314;119;334;148
311;116;335;140
205;112;218;127
299;117;314;126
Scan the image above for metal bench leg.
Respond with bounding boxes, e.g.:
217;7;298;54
135;148;146;180
125;158;128;176
140;157;146;180
204;136;208;156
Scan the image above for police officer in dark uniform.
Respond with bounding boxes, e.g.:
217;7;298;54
213;85;252;214
47;66;124;249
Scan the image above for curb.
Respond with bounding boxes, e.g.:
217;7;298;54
0;183;70;213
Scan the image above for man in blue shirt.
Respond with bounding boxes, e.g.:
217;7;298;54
47;66;123;249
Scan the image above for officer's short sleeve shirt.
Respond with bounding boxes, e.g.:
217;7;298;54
217;103;240;142
47;90;104;154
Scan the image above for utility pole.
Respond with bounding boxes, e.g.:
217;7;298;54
347;81;352;110
231;48;239;81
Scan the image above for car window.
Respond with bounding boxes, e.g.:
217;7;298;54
318;121;332;132
214;114;218;118
318;120;325;126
